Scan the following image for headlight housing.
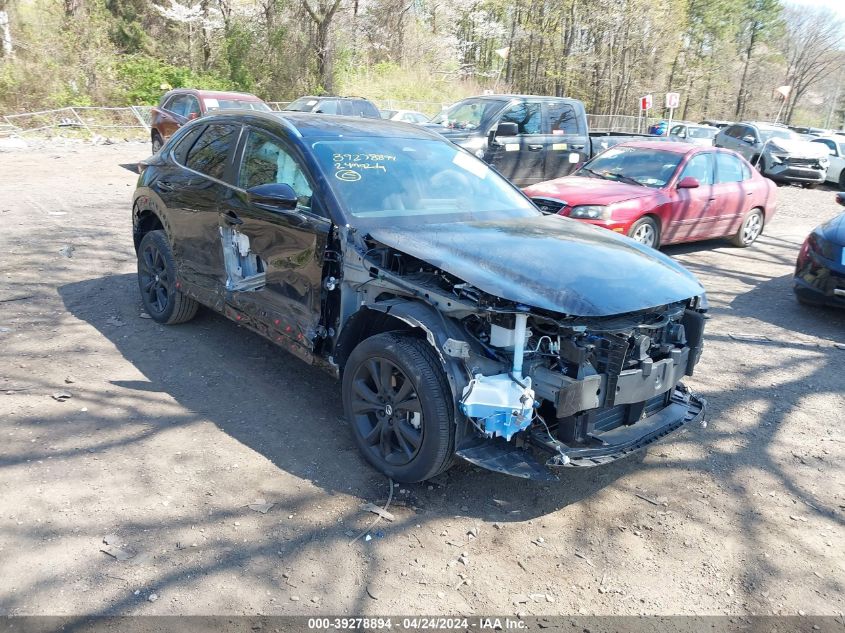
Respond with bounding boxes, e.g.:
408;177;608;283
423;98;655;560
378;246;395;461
819;157;830;167
569;205;610;220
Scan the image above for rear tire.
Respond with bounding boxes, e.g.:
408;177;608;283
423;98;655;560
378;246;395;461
731;208;764;247
137;230;199;324
628;217;660;249
342;332;455;483
838;170;845;189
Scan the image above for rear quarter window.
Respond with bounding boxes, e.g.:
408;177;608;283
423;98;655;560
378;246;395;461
185;123;240;180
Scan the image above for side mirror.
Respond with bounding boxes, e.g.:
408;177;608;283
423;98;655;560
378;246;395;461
247;183;298;210
836;192;845;207
187;112;199;121
495;122;519;138
677;176;700;189
741;135;756;144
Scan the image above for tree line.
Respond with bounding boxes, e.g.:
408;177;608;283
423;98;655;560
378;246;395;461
0;0;843;126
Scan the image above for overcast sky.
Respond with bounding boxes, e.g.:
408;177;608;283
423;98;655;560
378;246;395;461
787;0;845;21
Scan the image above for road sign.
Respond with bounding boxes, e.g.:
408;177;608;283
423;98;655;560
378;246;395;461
640;95;653;111
665;92;680;109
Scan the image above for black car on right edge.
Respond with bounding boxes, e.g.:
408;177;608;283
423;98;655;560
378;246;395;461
794;192;845;308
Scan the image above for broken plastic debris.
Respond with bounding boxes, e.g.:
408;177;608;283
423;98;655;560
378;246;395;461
139;312;152;319
247;499;275;514
51;391;72;402
361;502;395;522
103;534;120;545
101;544;135;561
59;245;75;258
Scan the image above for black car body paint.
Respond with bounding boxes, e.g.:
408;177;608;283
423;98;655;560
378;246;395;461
132;110;708;480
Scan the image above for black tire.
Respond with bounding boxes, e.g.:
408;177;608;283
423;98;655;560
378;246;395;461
628;216;660;249
151;132;163;154
838;170;845;189
802;182;818;189
342;332;455;483
754;156;765;174
137;230;199;325
731;208;764;247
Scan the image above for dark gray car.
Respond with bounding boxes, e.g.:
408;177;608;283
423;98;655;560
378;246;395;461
715;122;829;186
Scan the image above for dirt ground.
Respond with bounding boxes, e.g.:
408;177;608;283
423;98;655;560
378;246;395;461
0;141;843;617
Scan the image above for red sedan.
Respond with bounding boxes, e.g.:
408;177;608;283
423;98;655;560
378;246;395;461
522;141;777;248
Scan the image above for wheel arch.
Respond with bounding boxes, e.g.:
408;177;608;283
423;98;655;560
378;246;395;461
133;205;165;253
335;300;470;401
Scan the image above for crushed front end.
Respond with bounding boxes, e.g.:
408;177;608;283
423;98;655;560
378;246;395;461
454;301;707;477
349;237;707;480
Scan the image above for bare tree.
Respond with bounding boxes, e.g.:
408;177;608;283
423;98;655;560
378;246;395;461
0;1;13;58
302;0;343;92
780;6;845;124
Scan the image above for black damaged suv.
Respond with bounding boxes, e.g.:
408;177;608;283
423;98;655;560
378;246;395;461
132;110;707;483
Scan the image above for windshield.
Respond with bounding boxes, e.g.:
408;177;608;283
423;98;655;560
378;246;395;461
577;146;683;188
759;128;801;142
689;127;716;139
430;98;506;130
311;138;539;226
286;97;319;112
205;98;270;112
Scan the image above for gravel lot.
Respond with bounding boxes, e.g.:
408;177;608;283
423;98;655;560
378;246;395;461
0;142;843;617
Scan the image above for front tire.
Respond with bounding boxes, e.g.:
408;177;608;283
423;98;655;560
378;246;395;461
628;217;660;249
137;230;199;324
342;332;455;483
151;132;163;154
731;208;764;247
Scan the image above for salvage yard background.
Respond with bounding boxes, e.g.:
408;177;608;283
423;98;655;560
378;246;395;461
0;141;843;616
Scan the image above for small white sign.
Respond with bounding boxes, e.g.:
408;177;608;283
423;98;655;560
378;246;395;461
665;92;680;109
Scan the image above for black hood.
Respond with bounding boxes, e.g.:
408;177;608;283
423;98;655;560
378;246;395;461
820;212;845;246
367;215;705;317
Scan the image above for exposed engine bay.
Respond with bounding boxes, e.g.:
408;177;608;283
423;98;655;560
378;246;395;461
348;239;707;477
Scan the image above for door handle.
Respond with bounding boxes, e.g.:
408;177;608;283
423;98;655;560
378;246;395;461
223;211;243;226
528;144;544;151
155;180;174;192
571;144;586;150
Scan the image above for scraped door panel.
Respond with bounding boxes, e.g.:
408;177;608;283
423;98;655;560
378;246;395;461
220;127;330;359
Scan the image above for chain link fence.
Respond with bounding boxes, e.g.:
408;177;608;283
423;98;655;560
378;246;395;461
1;106;152;140
1;102;671;141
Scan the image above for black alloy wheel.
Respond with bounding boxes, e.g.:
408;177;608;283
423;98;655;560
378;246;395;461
136;230;198;325
349;356;424;467
342;332;455;482
139;240;170;315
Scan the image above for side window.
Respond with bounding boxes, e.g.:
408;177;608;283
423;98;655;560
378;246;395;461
813;139;836;155
185;124;239;180
547;102;580;135
725;125;742;139
500;101;542;135
317;100;338;115
238;130;316;214
670;125;685;137
171;124;206;163
743;126;758;141
167;95;187;117
715;152;745;183
185;96;201;118
679;152;714;185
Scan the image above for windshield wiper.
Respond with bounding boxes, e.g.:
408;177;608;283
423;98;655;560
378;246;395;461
605;172;644;187
580;167;606;180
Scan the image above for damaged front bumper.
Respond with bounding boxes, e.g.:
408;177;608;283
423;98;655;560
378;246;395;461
455;385;706;480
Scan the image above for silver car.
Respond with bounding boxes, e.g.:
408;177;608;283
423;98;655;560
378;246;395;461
715;122;829;186
668;123;718;146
